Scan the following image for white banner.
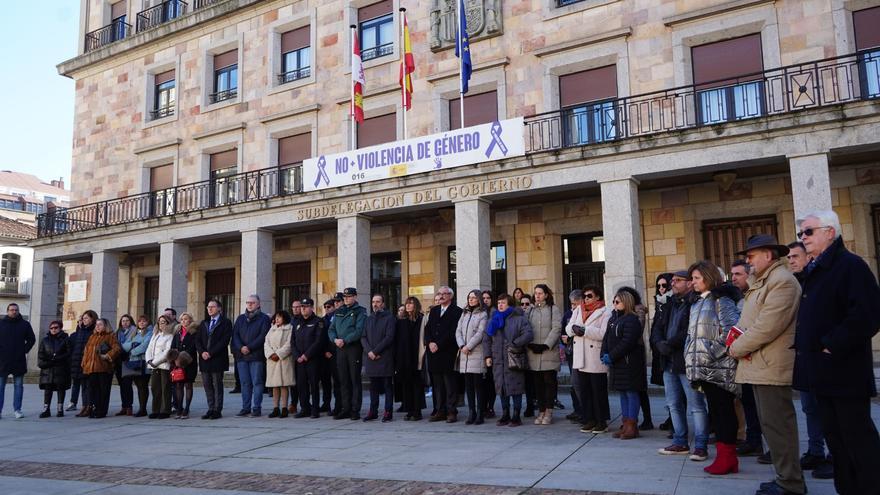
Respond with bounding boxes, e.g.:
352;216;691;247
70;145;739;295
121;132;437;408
303;117;525;192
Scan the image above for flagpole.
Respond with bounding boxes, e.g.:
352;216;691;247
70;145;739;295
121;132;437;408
400;8;408;140
350;24;357;150
457;0;465;128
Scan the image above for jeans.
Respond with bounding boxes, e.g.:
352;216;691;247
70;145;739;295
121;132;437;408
619;390;640;419
237;360;266;412
0;374;24;413
663;370;708;450
800;390;826;457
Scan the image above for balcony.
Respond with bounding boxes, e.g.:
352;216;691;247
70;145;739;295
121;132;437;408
37;51;880;239
149;105;175;120
277;67;311;85
209;88;238;104
84;19;132;52
0;276;21;295
525;50;880;153
136;0;188;32
361;43;393;62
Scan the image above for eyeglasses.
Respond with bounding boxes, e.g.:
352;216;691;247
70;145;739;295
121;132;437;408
612;299;621;304
797;226;831;238
521;302;531;306
49;326;60;330
584;293;595;299
439;292;452;296
657;283;668;288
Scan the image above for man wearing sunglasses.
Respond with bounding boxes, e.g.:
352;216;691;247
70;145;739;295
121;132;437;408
791;210;880;495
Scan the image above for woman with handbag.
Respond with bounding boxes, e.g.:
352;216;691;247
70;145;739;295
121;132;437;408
566;286;611;434
146;315;175;419
526;284;562;425
482;293;533;427
455;290;487;425
171;313;199;419
600;289;646;440
37;320;71;418
121;315;152;417
113;315;138;416
685;260;742;475
81;318;122;419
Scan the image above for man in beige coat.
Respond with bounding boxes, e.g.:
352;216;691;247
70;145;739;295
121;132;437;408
729;234;805;495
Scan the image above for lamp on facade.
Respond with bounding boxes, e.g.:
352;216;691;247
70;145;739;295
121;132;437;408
713;171;738;191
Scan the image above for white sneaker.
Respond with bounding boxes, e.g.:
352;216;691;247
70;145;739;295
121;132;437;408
14;411;24;419
65;402;77;411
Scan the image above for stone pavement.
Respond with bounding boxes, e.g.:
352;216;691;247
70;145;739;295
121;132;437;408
0;384;876;495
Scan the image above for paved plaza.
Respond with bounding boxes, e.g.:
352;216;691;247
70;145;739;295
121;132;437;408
0;384;877;495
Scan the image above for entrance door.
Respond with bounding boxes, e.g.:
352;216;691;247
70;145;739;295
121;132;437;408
276;261;310;311
143;276;159;325
205;269;236;320
562;233;606;297
371;252;402;313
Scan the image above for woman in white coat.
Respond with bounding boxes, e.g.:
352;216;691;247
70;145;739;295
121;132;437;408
566;286;611;433
145;315;175;419
264;311;294;418
456;289;488;425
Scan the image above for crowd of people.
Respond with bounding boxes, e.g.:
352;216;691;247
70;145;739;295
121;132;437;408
0;209;878;495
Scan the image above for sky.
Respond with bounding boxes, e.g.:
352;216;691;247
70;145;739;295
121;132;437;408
0;2;78;186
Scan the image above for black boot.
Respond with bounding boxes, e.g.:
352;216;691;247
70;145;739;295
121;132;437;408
523;404;534;418
465;408;476;425
510;410;522;427
496;409;510;426
659;415;673;431
268;407;281;418
475;411;484;425
639;418;655;430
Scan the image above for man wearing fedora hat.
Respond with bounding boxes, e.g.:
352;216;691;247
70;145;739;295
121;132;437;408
728;234;806;495
329;287;367;420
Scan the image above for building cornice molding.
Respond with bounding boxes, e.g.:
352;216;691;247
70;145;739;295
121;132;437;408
533;28;632;57
192;123;247;141
133;139;182;155
663;0;776;27
259;104;322;124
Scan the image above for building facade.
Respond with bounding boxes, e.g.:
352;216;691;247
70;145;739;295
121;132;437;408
29;0;880;363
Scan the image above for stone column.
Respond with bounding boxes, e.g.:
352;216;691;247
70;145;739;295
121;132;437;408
337;215;371;306
158;241;189;315
91;251;120;326
240;229;274;313
789;152;832;222
600;178;645;299
28;257;60;369
454;199;491;307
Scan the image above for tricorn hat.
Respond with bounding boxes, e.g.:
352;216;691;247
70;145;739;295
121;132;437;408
735;234;790;257
342;287;358;296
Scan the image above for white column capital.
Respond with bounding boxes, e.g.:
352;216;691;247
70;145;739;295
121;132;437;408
597;176;640;186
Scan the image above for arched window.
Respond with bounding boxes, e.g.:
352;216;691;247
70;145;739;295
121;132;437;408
1;253;20;280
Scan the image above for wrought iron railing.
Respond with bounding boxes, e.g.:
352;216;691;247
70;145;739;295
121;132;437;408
192;0;224;8
209;88;238;104
150;105;175;120
136;0;187;32
0;276;20;295
84;19;132;52
37;166;303;237
36;52;880;238
278;67;311;85
361;43;393;61
524;51;880;153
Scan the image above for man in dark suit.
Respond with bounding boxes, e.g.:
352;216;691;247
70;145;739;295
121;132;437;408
794;210;880;495
424;286;463;423
196;299;233;419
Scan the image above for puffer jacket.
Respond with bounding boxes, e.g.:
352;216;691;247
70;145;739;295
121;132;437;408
145;331;174;371
38;330;71;390
526;303;562;371
455;307;487;373
566;304;610;373
601;310;647;392
684;287;741;394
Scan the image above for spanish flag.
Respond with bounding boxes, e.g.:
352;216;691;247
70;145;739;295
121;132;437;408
399;13;415;111
352;29;365;123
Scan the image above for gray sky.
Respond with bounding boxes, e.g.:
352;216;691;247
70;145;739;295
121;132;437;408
0;2;78;185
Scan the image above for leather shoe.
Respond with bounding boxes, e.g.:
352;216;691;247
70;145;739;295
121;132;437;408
755;481;805;495
812;460;833;479
800;452;824;470
210;411;222;419
737;442;764;456
428;413;446;422
201;410;214;420
446;412;458;423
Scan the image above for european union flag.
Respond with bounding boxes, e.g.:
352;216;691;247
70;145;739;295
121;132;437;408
455;0;472;94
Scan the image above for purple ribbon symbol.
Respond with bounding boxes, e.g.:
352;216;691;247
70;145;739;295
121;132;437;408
313;156;330;188
485;120;508;158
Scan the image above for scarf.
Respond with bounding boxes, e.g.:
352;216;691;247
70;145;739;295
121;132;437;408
656;293;669;305
581;299;605;322
486;307;513;336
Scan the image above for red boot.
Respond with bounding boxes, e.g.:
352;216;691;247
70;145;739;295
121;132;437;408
703;442;739;475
